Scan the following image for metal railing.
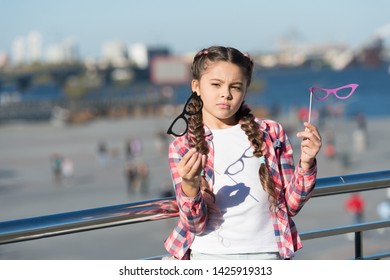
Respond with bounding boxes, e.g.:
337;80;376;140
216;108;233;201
0;170;389;259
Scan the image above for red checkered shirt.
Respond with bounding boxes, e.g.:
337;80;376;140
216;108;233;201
164;118;317;259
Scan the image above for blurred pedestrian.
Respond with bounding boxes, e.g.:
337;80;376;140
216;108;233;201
377;189;390;220
353;129;367;154
155;130;169;155
324;130;336;159
137;161;150;194
124;160;138;195
345;193;365;224
160;181;175;198
376;189;390;234
51;153;63;184
377;198;390;220
355;112;367;131
125;138;143;160
125;139;132;160
97;141;108;166
62;157;74;186
353;112;368;154
132;138;143;158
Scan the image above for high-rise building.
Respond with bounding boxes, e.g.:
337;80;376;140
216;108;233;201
11;36;25;65
128;43;148;69
101;40;128;67
46;38;78;63
27;31;43;63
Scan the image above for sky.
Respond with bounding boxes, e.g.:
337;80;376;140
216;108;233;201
1;0;390;59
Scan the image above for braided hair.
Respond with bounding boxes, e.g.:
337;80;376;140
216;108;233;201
186;46;277;208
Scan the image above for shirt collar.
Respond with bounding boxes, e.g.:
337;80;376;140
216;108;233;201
203;118;266;141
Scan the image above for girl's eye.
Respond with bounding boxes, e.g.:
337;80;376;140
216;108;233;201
212;83;220;87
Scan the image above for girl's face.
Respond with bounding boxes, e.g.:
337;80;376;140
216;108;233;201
192;61;247;129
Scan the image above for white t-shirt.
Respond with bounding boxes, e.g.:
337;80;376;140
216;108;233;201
191;124;278;254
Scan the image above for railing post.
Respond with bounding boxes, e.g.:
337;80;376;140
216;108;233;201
354;231;362;259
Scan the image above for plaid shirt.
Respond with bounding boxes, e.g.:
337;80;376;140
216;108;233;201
164;118;317;260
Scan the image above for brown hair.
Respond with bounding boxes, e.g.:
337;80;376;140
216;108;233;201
187;46;277;208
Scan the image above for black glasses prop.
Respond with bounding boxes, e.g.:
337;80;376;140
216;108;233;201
166;92;203;137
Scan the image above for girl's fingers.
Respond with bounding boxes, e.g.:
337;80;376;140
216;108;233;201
299;123;322;159
180;148;197;165
298;124;321;143
304;122;321;140
178;149;203;179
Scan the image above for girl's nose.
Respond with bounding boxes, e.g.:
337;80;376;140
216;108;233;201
220;87;232;99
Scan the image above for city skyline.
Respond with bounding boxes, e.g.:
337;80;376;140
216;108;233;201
1;0;390;59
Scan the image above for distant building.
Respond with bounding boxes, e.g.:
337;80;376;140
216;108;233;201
101;40;128;67
128;43;170;69
0;52;9;68
128;43;148;69
46;38;79;64
10;31;44;65
357;37;384;67
128;43;171;82
11;36;25;65
27;31;43;63
150;56;190;85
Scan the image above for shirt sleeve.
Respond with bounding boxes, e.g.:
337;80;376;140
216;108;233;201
268;120;317;217
168;139;208;234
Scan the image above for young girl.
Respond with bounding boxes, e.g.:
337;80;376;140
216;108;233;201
164;46;322;260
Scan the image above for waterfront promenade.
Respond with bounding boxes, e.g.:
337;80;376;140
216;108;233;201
0;114;389;260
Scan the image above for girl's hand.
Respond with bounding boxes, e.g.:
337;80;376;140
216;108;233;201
177;148;206;197
297;122;322;170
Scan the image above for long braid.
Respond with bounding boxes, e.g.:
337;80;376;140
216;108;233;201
187;95;208;155
236;103;278;208
187;97;216;205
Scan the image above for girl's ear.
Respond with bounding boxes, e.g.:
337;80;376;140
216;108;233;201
192;79;200;94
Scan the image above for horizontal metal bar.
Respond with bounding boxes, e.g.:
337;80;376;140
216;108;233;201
0;170;389;246
300;220;390;240
361;252;390;260
312;170;390;197
0;197;179;245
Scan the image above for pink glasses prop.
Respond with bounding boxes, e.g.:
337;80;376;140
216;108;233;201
308;83;359;123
